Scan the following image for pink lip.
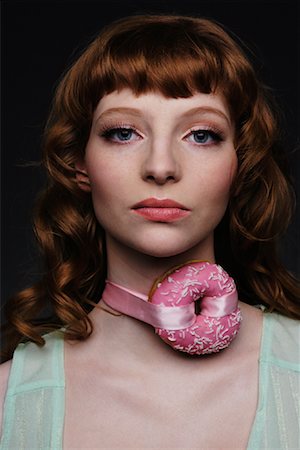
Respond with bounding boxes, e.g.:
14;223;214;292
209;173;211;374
132;198;190;222
132;197;189;209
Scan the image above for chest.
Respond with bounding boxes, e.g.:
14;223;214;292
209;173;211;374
63;360;258;449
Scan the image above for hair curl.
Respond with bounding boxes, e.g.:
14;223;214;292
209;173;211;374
2;14;299;362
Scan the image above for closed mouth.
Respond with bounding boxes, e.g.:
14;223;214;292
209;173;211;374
132;197;189;210
131;198;190;222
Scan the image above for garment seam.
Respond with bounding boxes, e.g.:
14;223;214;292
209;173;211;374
246;313;272;449
6;384;65;397
259;357;300;372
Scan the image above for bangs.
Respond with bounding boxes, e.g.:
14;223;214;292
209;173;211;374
97;21;222;98
65;16;257;122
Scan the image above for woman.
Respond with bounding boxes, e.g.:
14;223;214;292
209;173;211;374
0;14;299;449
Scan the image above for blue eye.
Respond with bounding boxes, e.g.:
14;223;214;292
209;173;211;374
193;130;210;143
102;127;139;143
187;130;223;145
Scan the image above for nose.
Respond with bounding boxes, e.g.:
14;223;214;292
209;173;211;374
141;138;181;185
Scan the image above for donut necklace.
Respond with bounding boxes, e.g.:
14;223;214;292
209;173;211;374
101;260;242;355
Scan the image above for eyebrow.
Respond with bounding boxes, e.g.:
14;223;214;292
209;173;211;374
95;106;231;126
95;108;141;123
181;107;231;126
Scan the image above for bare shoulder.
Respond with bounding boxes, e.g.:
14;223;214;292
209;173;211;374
0;360;12;435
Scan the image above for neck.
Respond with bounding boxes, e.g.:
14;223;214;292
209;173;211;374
87;299;258;369
86;234;239;365
105;233;216;296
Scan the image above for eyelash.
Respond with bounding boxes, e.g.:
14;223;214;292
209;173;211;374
101;125;141;144
99;124;224;146
185;128;224;146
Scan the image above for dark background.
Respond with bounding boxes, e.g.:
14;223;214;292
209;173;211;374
1;0;299;310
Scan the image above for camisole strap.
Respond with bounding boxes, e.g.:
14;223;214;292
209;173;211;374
0;330;65;450
247;313;300;449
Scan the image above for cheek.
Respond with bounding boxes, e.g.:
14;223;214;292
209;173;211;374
85;152;133;225
85;150;117;194
229;152;238;182
215;157;237;202
89;174;116;208
193;152;237;200
220;153;238;191
83;159;110;213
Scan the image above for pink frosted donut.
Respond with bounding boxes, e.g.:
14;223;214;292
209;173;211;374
149;260;242;355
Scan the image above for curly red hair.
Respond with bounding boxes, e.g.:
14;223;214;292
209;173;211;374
2;14;299;361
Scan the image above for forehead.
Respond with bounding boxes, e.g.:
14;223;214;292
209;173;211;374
93;89;232;125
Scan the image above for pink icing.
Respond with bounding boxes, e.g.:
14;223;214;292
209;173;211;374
150;261;242;354
102;261;242;355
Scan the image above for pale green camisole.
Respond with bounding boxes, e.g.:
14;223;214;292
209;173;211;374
0;312;299;449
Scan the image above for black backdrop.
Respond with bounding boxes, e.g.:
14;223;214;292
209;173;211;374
2;0;299;309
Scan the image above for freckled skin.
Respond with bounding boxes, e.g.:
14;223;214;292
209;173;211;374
63;91;262;450
79;89;237;264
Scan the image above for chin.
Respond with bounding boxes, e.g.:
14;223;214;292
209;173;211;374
141;247;188;258
130;236;212;260
107;225;215;261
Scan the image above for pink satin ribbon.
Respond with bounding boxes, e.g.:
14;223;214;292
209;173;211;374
101;280;238;330
102;282;195;330
200;290;238;317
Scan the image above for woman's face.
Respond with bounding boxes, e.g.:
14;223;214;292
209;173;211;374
80;89;237;259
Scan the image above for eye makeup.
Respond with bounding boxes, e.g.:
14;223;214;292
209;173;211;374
98;121;143;145
97;117;228;148
183;124;226;147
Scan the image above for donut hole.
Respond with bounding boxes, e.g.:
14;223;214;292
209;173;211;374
194;299;201;315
